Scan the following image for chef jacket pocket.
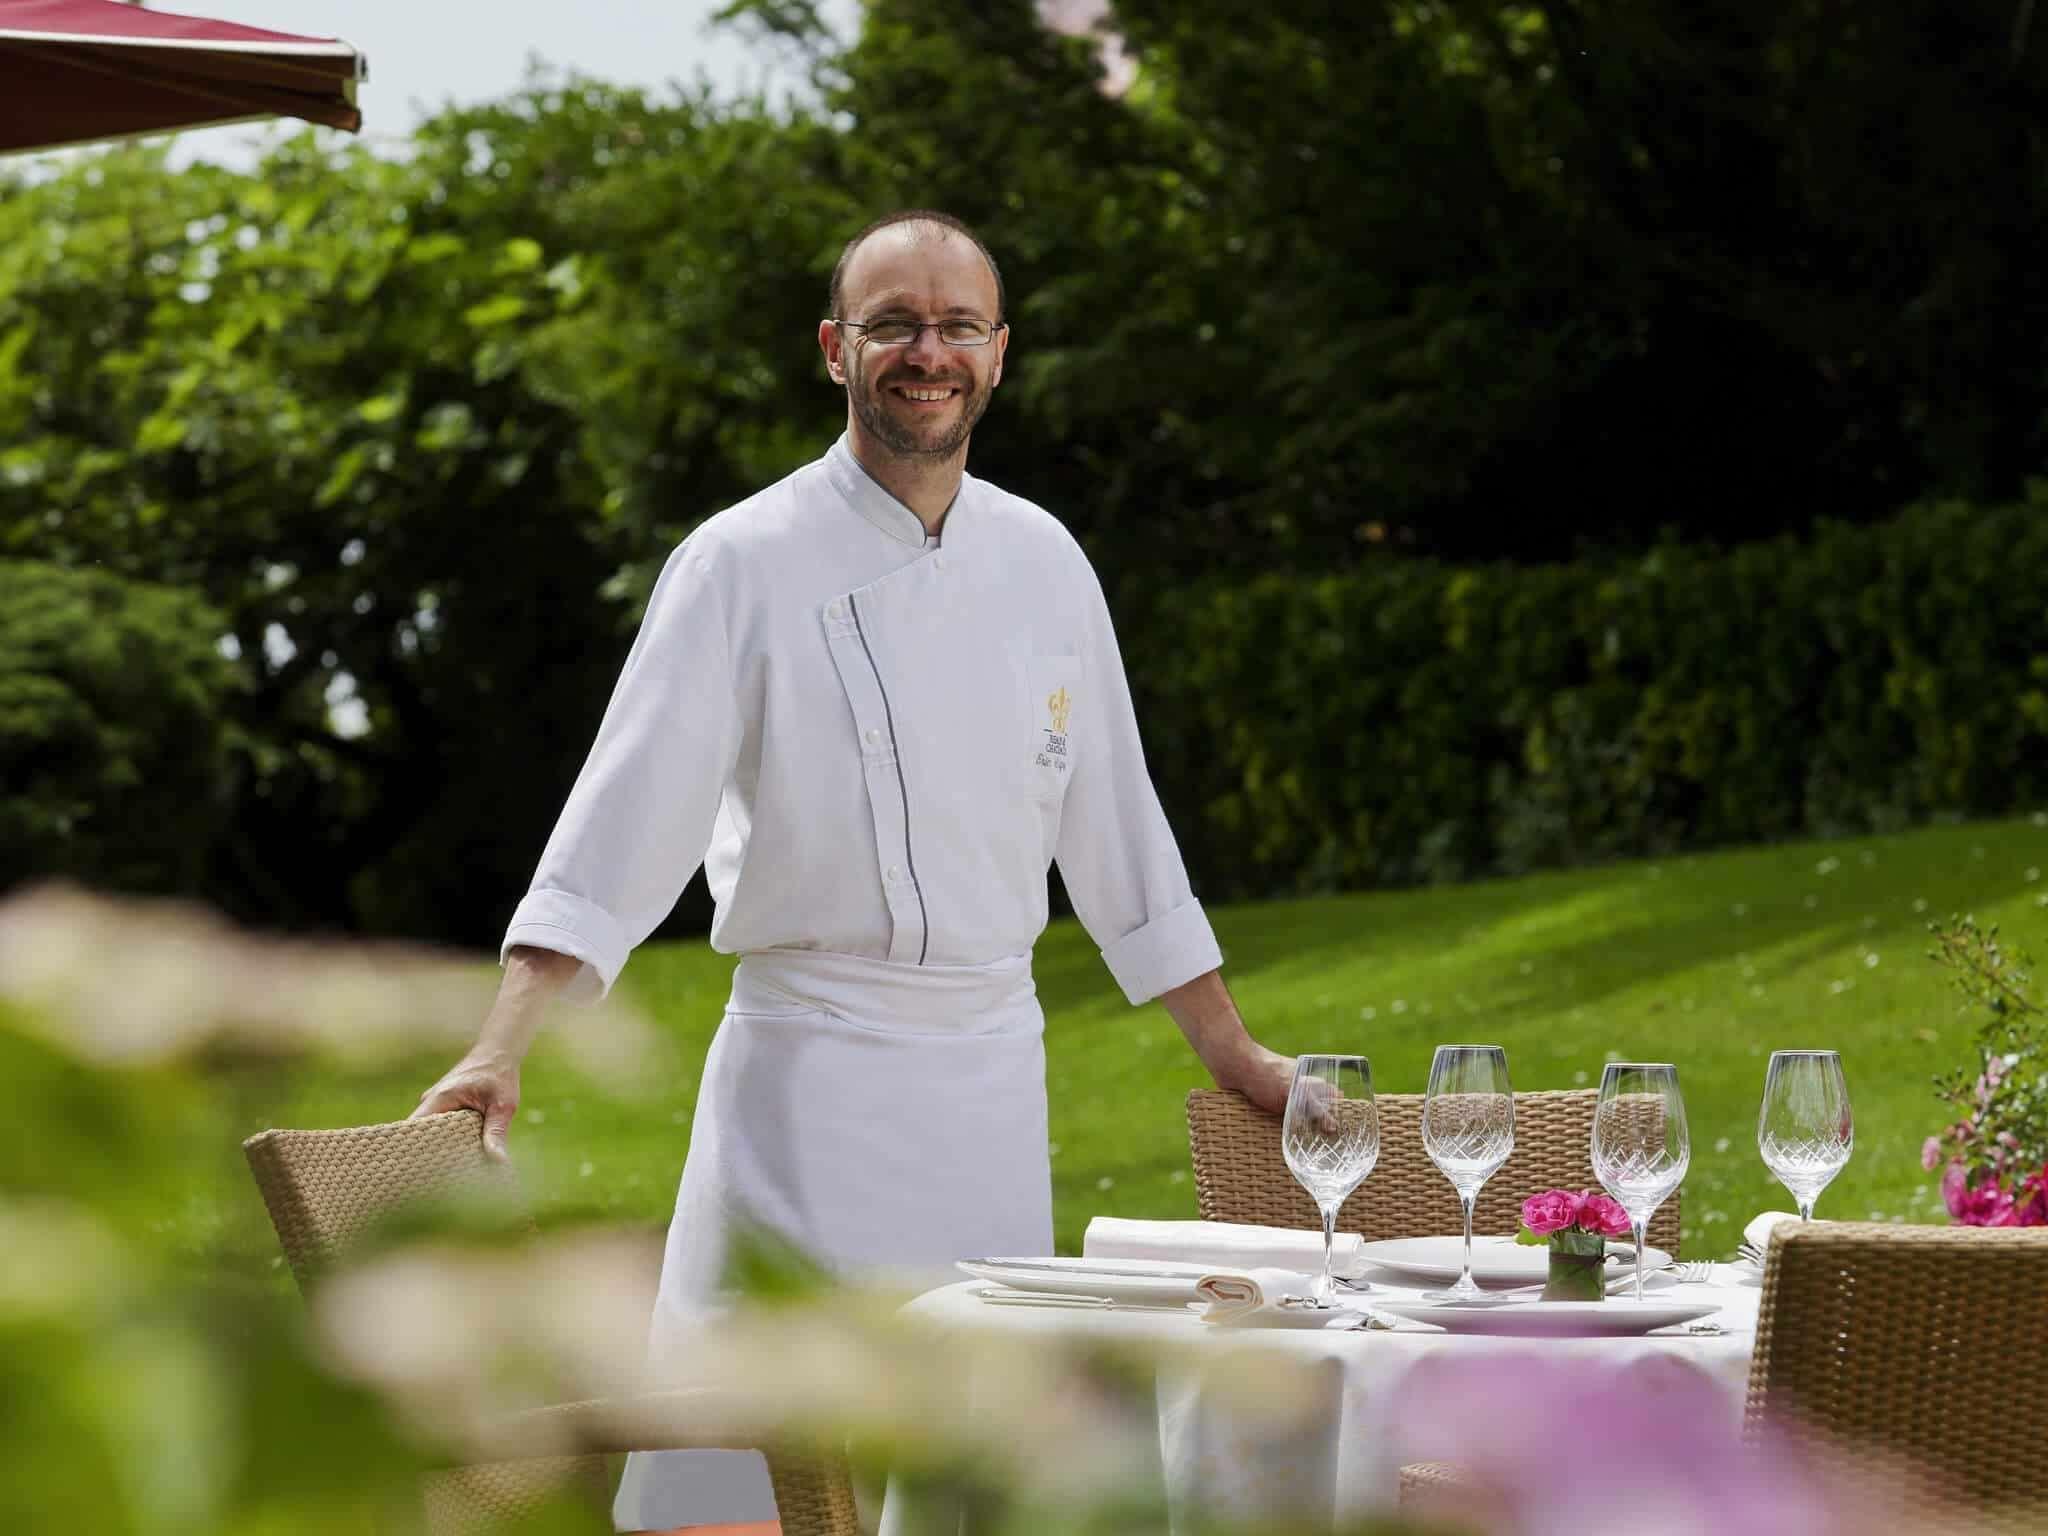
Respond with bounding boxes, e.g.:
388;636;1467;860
1024;653;1081;802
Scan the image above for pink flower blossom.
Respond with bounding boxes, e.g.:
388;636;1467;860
2000;1168;2048;1227
1943;1161;2017;1226
1521;1191;1580;1235
1920;1135;1943;1171
1576;1193;1634;1238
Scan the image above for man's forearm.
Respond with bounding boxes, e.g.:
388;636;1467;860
469;944;583;1063
1161;969;1266;1084
1161;969;1295;1114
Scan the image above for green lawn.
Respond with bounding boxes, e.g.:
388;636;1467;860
237;814;2048;1266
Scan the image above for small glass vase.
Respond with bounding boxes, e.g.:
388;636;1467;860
1541;1229;1607;1302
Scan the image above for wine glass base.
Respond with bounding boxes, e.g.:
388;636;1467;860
1421;1277;1487;1303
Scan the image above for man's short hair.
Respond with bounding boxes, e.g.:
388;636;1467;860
828;210;1006;323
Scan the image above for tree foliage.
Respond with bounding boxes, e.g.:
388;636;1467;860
2;0;2042;939
0;562;239;892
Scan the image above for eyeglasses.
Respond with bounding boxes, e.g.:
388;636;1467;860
833;317;1005;348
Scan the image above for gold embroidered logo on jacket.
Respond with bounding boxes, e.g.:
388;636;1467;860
1047;687;1073;735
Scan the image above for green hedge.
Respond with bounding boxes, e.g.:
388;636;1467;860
1135;491;2048;901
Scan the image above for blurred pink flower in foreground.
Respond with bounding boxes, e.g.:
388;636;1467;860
1392;1352;1933;1536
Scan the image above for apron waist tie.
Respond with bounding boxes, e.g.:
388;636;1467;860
733;947;1037;1032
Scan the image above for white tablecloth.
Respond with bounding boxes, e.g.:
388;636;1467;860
882;1264;1762;1533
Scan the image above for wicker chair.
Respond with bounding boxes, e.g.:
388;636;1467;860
244;1110;860;1536
1745;1220;2048;1512
1186;1087;1682;1256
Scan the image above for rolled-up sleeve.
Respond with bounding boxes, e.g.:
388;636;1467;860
502;537;738;1000
1054;564;1222;1005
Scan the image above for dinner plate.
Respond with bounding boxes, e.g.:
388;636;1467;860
957;1256;1215;1307
1356;1234;1671;1288
1371;1298;1720;1337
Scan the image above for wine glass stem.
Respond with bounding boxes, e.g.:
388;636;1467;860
1319;1203;1337;1302
1631;1218;1648;1301
1797;1198;1815;1222
1459;1192;1476;1288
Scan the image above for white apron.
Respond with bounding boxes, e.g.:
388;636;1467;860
611;946;1053;1530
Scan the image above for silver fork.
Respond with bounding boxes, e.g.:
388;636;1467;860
1670;1261;1715;1284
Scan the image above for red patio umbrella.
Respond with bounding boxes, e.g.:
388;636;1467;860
0;0;365;154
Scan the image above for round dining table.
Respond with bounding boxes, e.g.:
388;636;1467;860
877;1262;1763;1535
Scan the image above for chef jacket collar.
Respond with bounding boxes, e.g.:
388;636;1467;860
826;433;965;550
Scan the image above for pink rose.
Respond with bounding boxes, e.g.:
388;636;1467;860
1944;1163;2016;1226
1921;1136;1944;1171
1576;1193;1634;1238
1957;1186;2014;1226
1521;1191;1580;1235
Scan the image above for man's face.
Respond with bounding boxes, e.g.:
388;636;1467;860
819;227;1007;461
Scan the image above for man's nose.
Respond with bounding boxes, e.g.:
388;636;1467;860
901;325;950;367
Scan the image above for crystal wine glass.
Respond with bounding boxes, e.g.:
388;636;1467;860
1591;1063;1690;1302
1757;1049;1852;1222
1421;1045;1515;1300
1282;1055;1380;1303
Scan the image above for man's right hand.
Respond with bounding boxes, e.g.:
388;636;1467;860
412;1052;522;1161
411;945;580;1161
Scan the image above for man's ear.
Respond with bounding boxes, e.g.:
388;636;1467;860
817;318;845;382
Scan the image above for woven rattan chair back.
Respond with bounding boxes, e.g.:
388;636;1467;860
243;1110;518;1291
1186;1088;1682;1255
243;1112;861;1536
1745;1221;2048;1509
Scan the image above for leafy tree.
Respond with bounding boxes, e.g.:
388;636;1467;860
4;0;2044;939
0;562;239;892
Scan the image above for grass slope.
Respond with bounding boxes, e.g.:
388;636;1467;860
247;815;2048;1264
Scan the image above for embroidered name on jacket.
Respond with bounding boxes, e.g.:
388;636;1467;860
1038;687;1073;776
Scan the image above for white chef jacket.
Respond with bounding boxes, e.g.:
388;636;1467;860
501;433;1222;1004
508;435;1225;1533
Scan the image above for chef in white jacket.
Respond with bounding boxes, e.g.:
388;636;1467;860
412;209;1293;1532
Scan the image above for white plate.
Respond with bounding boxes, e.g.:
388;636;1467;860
1372;1298;1720;1337
957;1256;1213;1307
1357;1234;1670;1288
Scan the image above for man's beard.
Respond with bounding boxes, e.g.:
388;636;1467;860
846;357;992;459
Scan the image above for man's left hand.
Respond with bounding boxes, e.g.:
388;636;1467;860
1218;1043;1296;1117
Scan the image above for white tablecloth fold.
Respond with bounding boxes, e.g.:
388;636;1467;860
1084;1217;1366;1277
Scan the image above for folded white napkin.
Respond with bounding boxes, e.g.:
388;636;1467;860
1743;1211;1799;1253
1082;1217;1366;1278
1194;1266;1340;1326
